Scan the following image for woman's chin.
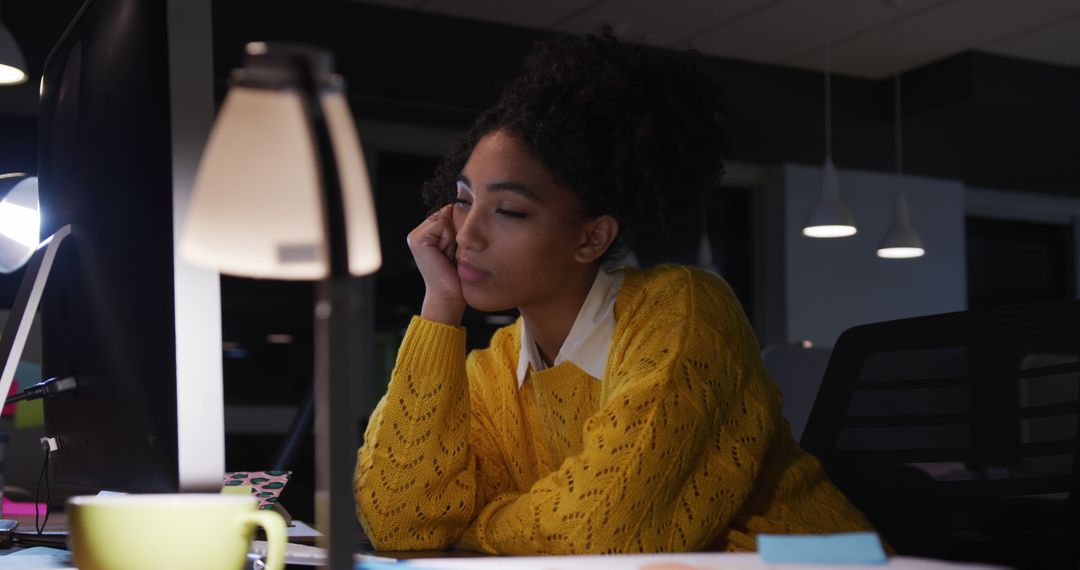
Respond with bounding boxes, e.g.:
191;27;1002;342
463;293;515;314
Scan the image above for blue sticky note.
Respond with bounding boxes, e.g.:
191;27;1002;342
758;532;887;565
354;561;403;570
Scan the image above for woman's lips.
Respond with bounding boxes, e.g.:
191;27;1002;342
456;259;490;282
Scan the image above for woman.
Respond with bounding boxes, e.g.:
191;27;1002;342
354;31;872;555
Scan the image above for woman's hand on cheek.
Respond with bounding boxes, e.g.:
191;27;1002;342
407;204;467;326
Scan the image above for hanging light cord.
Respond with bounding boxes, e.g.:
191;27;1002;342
824;46;832;160
892;0;904;177
894;71;903;176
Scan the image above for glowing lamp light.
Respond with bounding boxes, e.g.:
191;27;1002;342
877;246;925;259
0;22;27;86
181;43;381;279
877;192;925;259
0;176;40;273
802;158;857;238
0;64;24;85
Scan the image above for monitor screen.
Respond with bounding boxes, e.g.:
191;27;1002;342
37;0;223;493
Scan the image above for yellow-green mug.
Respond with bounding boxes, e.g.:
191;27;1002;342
67;493;286;570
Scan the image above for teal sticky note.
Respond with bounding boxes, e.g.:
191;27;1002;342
758;532;887;565
14;362;42;388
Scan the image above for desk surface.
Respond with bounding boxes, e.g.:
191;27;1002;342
2;514;1008;570
4;550;1009;570
391;553;1006;570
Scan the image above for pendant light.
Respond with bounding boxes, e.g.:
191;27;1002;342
877;71;925;259
0;3;27;85
803;46;856;239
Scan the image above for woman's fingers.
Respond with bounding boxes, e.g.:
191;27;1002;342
407;204;465;310
434;205;457;259
408;205;467;325
410;205;455;254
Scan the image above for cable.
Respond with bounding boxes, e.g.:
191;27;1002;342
6;376;77;404
34;450;50;534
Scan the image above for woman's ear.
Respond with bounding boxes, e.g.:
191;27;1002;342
574;215;619;264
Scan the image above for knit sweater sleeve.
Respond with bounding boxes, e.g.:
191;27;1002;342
458;266;778;554
353;316;514;551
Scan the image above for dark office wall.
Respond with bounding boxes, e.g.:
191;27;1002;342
0;115;35;173
211;0;1080;198
902;53;1080;196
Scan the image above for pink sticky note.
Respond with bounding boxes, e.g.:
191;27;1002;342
2;497;48;516
2;382;18;417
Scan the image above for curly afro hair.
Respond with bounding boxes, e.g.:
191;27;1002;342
422;29;729;262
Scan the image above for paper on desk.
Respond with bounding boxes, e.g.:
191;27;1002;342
250;540;395;567
1;546;74;569
287;519;322;538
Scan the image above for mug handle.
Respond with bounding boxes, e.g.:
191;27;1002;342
238;509;287;570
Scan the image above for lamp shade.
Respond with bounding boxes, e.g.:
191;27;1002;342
803;158;856;238
0;176;39;273
180;48;380;279
877;192;924;259
0;22;26;85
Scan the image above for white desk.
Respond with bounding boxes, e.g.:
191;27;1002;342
396;552;1006;570
2;547;1010;570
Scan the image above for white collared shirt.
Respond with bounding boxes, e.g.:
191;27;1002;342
516;268;625;387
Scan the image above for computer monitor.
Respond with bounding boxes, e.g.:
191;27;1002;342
36;0;224;493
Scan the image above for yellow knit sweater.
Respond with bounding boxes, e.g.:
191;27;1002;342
355;264;872;554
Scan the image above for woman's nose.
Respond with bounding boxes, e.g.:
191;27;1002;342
455;208;486;251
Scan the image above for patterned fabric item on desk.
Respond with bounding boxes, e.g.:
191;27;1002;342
224;470;291;509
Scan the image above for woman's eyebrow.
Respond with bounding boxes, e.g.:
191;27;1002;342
456;174;543;203
488;181;543;203
455;175;474;195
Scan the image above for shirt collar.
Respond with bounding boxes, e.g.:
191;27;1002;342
516;268;625;387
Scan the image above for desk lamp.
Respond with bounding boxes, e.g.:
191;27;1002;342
0;175;39;419
180;43;381;570
0;175;38;273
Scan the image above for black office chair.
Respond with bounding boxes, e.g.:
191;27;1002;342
801;300;1080;569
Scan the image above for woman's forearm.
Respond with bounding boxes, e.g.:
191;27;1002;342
354;316;476;550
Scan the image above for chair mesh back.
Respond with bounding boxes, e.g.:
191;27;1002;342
801;300;1080;568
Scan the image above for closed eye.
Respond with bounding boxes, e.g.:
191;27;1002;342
496;208;526;219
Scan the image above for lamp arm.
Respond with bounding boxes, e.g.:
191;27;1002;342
292;56;349;279
292;54;360;570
